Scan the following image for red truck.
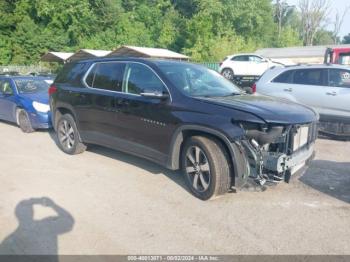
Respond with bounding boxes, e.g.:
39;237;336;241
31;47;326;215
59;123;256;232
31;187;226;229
324;46;350;65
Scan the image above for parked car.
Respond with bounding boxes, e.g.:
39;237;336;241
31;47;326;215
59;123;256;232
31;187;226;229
50;58;318;200
219;54;282;80
0;76;53;132
255;64;350;139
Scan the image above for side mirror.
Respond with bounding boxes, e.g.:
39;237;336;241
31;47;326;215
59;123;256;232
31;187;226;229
140;92;170;100
2;89;13;96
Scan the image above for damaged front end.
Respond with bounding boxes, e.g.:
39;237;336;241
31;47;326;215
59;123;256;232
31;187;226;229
237;121;318;186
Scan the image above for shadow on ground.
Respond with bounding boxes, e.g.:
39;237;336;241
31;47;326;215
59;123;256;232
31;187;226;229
47;131;190;194
0;197;74;259
88;144;190;193
300;160;350;204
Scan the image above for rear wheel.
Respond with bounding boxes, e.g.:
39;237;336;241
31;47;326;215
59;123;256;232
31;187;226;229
56;114;86;155
17;109;34;133
221;68;234;80
181;136;231;200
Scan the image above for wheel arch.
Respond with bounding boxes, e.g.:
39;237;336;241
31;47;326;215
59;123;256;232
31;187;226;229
221;67;234;74
53;105;78;131
166;125;248;187
14;106;24;125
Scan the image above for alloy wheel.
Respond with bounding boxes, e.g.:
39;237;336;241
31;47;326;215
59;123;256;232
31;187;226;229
222;69;233;80
58;120;75;150
185;146;211;192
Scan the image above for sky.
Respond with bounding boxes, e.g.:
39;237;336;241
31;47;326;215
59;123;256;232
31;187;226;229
286;0;350;38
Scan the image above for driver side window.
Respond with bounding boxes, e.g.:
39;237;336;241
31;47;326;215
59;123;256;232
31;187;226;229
0;80;14;95
249;56;263;63
329;69;350;88
123;63;167;95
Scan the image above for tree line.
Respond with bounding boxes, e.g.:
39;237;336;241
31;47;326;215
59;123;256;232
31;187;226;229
0;0;348;65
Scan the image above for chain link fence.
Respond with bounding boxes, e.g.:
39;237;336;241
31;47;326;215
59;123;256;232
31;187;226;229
200;62;220;72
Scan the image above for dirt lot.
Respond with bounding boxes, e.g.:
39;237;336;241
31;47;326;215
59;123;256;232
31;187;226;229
0;121;349;255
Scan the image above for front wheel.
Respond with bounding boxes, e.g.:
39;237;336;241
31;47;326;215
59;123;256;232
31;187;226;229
181;136;231;200
17;109;35;133
56;114;86;155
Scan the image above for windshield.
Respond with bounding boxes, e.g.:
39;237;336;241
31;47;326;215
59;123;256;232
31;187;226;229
158;63;242;97
15;79;51;94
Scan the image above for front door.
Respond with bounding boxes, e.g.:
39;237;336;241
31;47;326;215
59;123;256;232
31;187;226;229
115;62;175;162
0;79;16;122
326;68;350;119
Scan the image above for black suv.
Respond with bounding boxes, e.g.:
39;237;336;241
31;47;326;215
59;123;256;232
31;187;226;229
49;58;318;200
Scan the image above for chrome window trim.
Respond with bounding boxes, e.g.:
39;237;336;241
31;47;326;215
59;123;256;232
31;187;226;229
82;61;173;101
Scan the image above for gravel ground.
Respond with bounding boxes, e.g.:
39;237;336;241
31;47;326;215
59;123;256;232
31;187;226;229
0;121;349;255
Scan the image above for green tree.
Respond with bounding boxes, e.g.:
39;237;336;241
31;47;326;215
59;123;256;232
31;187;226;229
313;30;334;45
0;0;311;65
342;33;350;44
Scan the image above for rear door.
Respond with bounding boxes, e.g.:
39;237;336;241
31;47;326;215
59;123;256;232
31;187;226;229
258;69;296;100
230;55;249;76
68;62;127;142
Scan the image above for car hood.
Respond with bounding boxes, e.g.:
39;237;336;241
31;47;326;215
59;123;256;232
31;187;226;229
19;92;49;104
197;94;318;124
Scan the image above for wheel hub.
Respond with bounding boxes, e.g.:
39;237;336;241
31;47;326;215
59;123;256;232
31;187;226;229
185;146;211;192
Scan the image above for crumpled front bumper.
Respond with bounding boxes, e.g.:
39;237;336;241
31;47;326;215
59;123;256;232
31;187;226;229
262;143;315;175
28;111;52;129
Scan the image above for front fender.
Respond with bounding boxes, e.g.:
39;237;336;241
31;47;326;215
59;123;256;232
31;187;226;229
166;124;249;188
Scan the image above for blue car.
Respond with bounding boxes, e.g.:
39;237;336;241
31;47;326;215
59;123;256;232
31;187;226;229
0;76;53;132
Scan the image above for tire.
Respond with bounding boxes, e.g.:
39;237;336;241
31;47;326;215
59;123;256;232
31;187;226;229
56;114;86;155
181;136;231;200
221;68;234;80
17;109;35;133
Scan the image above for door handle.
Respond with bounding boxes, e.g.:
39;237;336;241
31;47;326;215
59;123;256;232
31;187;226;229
283;87;293;92
326;91;337;96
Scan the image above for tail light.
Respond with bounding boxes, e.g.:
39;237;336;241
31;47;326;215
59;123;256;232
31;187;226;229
48;85;57;96
251;83;257;94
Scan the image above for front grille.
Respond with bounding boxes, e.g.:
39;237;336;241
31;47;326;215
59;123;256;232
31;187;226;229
291;122;317;152
292;125;309;151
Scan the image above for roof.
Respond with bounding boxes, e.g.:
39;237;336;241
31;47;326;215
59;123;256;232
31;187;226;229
69;49;112;62
255;44;350;58
0;75;53;79
41;52;74;62
107;45;189;60
282;63;350;70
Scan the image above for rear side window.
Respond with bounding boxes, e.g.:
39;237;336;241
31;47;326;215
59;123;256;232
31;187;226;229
232;56;249;61
86;62;126;91
293;69;326;86
329;69;350;88
55;62;89;86
272;70;294;83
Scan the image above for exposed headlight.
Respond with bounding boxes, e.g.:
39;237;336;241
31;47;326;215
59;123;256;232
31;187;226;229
33;101;50;113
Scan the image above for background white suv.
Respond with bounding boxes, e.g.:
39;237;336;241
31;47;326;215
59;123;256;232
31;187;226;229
219;54;281;79
256;64;350;138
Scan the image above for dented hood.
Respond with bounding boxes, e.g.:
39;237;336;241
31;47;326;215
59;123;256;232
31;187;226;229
197;94;318;124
